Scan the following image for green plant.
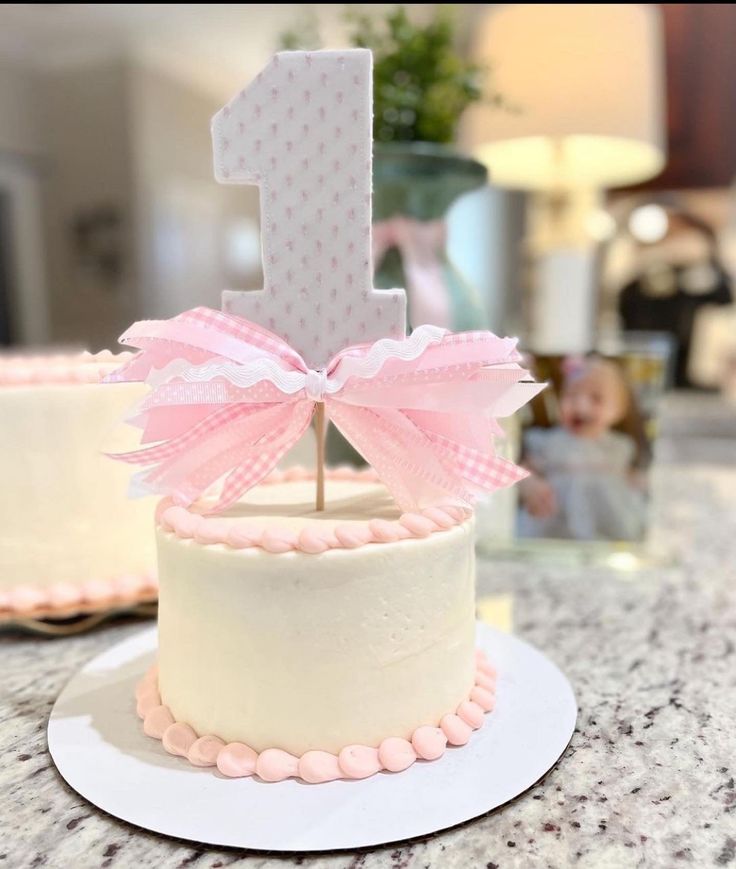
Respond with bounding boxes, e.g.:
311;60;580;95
348;6;485;144
278;13;321;53
279;6;500;145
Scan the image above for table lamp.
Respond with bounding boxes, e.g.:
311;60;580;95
462;3;666;354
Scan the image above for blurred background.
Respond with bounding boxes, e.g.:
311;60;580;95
0;3;736;450
0;3;736;541
1;3;735;395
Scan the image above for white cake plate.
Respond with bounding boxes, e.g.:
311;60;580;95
48;623;576;851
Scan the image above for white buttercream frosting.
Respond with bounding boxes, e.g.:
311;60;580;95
0;376;155;594
156;477;477;755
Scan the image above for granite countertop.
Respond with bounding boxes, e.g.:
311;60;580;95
2;396;735;868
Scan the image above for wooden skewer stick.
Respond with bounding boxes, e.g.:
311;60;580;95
315;402;326;512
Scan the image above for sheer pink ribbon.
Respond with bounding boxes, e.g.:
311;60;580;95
106;306;543;512
373;216;452;329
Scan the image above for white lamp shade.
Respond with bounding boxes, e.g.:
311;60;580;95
462;4;666;190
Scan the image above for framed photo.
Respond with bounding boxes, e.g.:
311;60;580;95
513;335;672;547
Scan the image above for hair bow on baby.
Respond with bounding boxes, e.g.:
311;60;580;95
106;306;544;513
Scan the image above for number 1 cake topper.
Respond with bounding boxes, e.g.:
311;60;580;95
211;49;406;371
107;49;543;516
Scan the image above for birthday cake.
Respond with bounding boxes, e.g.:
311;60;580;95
134;468;501;782
111;48;542;783
0;351;157;619
120;304;537;785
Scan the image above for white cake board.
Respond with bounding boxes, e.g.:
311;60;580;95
48;623;576;851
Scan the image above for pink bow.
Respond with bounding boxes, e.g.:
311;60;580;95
107;306;542;512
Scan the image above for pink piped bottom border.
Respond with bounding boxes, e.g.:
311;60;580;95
135;650;497;783
0;572;158;622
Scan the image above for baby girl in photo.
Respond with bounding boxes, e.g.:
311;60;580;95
517;356;647;541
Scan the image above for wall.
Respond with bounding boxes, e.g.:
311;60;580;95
32;59;263;349
0;155;49;344
128;63;262;321
631;4;736;190
0;63;49;344
0;63;43;157
39;61;137;349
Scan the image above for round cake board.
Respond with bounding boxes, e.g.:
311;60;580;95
47;623;577;851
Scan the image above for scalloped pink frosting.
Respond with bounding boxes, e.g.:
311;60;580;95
136;649;497;783
157;466;473;555
0;350;134;387
0;571;158;621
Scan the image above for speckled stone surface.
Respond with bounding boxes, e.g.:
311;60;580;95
2;397;735;868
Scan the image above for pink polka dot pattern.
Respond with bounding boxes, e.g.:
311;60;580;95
137;649;498;784
212;49;406;369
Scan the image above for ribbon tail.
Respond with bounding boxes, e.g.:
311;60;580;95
211;401;314;511
153;404;304;505
337;368;535;414
113;402;303;506
405;409;502;451
472;372;547;418
108;404;249;466
134;404;224;444
424;431;529;495
328;403;473;511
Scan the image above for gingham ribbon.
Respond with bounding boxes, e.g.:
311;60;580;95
106;306;543;512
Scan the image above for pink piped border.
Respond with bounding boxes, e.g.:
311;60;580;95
157;467;472;555
0;572;158;622
0;350;134;387
136;649;497;783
